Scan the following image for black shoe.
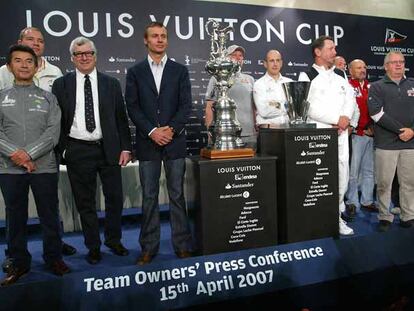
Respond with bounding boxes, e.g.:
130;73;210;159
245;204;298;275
62;242;77;256
49;259;71;276
175;250;192;259
2;257;13;273
86;249;102;265
345;204;357;219
1;266;30;286
104;242;129;256
378;220;392;232
400;220;413;228
136;252;154;265
361;203;379;213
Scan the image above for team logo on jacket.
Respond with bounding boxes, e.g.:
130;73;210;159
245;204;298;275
407;88;414;97
1;95;15;105
385;28;407;44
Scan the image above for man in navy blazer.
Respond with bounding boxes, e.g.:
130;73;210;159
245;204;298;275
125;22;193;265
52;37;132;264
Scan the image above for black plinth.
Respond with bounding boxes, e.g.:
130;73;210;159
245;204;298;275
191;156;278;255
258;127;339;243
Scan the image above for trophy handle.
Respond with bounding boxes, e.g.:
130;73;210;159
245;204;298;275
205;19;218;37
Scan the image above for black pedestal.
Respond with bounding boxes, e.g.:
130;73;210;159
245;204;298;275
191;156;278;255
258;128;339;243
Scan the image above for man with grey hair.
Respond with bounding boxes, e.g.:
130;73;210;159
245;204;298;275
368;51;414;232
205;45;256;148
52;37;132;264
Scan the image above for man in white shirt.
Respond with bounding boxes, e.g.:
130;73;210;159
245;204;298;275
253;50;292;127
0;27;62;92
299;36;356;235
125;22;193;265
52;37;132;264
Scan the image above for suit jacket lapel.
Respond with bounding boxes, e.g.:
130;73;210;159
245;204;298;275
97;71;105;116
66;72;77;128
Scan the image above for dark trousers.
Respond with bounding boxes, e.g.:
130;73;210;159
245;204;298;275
139;157;192;255
0;173;62;269
65;139;123;250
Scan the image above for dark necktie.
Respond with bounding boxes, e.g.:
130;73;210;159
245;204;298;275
84;74;96;133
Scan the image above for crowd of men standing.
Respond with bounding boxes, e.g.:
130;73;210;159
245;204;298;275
0;24;413;286
0;22;193;285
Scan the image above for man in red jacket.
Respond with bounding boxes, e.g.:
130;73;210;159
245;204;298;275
345;59;377;218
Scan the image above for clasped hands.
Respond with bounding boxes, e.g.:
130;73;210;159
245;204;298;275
150;126;174;146
10;149;36;172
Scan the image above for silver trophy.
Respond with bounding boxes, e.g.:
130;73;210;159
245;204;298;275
204;20;244;150
282;81;316;128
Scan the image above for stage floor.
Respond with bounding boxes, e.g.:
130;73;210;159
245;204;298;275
0;208;413;311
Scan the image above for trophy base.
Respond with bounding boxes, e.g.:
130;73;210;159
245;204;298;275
200;147;255;159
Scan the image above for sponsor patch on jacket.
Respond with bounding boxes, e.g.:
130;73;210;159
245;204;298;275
1;95;16;105
29;103;48;113
407;88;414;97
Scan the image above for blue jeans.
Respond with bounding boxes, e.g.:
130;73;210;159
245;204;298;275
138;158;192;254
345;135;375;208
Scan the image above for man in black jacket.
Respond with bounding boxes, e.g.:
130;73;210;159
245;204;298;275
53;37;132;264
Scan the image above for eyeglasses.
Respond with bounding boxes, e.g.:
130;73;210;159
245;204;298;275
387;60;405;65
73;51;95;58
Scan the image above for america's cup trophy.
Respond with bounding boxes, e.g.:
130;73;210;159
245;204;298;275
281;81;316;128
200;20;255;159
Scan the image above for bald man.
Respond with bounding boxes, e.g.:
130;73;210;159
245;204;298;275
0;27;62;92
253;50;292;128
345;59;376;218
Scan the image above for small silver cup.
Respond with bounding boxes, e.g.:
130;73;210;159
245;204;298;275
282;81;315;127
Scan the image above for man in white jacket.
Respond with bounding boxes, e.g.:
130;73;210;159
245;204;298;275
253;49;292;128
0;27;62;92
299;36;356;235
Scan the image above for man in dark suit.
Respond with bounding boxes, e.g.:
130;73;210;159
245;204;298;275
125;22;193;265
52;37;132;264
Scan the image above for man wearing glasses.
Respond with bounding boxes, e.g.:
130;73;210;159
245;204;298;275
368;51;414;232
52;37;132;264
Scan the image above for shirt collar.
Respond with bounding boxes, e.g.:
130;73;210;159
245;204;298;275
36;57;46;73
264;72;285;82
312;63;335;74
76;67;97;80
384;74;406;81
147;54;168;67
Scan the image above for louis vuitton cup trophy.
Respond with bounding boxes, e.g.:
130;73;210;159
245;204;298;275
281;81;316;128
200;20;255;159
